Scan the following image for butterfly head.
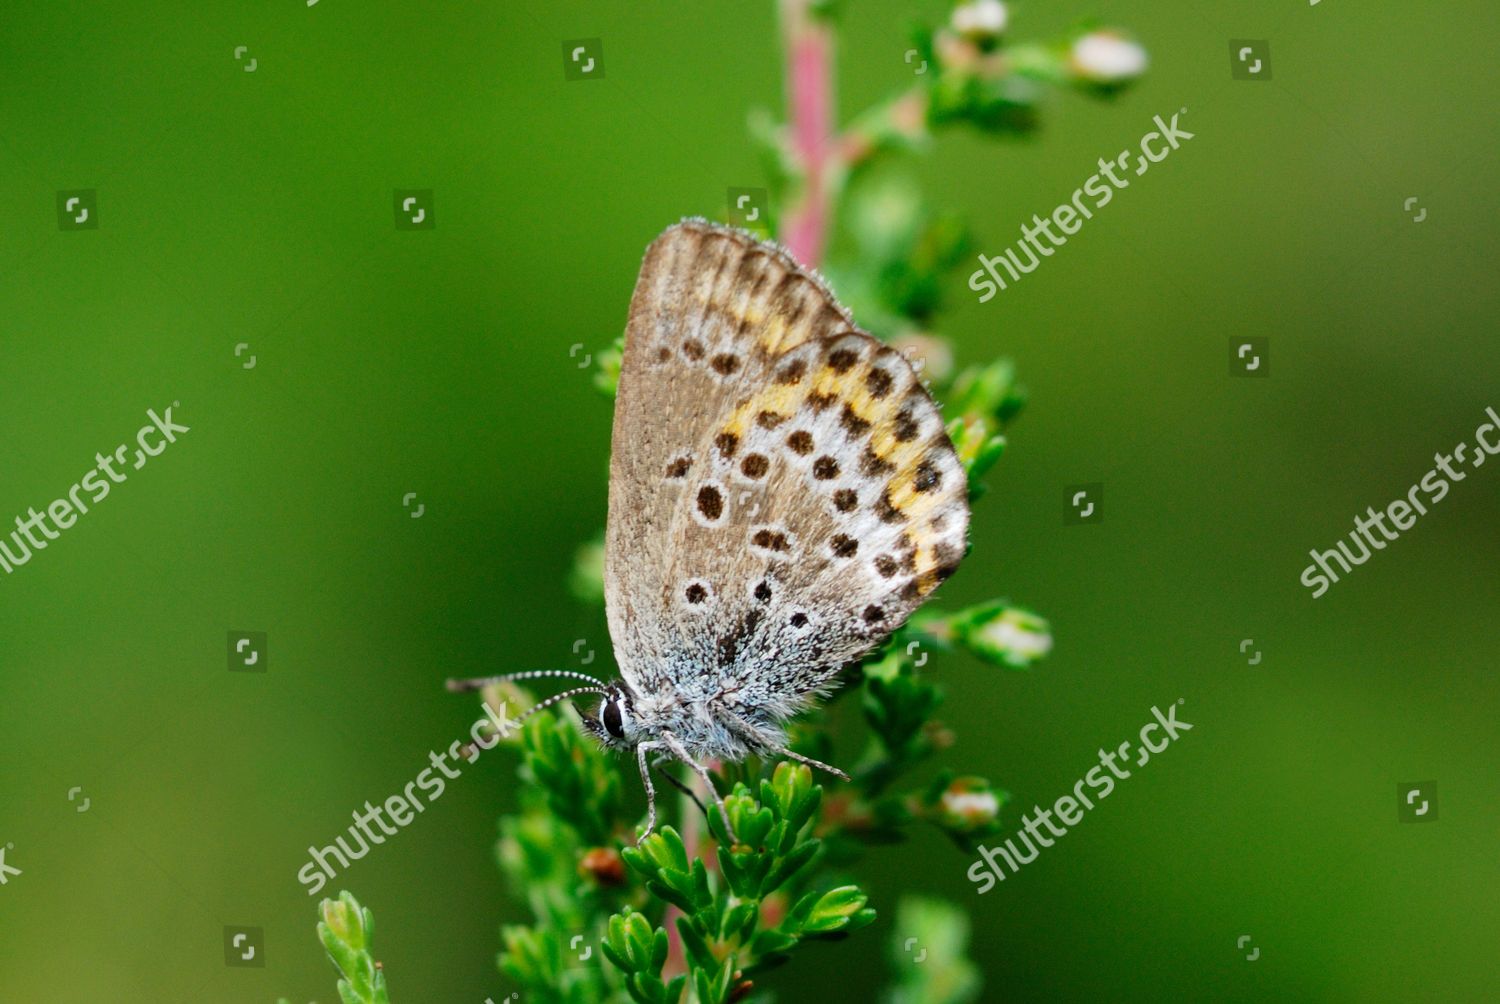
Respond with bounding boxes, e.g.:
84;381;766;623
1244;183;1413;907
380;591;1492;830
445;670;651;749
581;681;642;748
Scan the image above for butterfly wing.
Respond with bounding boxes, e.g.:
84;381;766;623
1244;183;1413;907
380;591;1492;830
604;220;969;719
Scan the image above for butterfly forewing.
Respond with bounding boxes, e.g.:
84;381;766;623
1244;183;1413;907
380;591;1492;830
604;220;969;717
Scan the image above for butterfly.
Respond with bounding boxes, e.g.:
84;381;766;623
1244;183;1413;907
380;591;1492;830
451;220;969;843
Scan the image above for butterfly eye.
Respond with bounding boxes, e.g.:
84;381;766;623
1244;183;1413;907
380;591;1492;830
602;697;627;740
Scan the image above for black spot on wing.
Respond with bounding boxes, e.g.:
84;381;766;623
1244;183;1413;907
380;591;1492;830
697;485;724;519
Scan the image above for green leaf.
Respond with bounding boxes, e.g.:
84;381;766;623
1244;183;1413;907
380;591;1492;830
792;885;873;936
949;360;1025;427
601;908;680;1004
722;900;760;944
948;415;1007;488
313;892;392;1004
761;838;820;897
765;762;821;833
520;713;624;844
676;915;718;972
864;673;942;758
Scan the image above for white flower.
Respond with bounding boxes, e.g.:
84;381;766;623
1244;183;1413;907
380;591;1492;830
942;788;1000;824
976;610;1053;664
1070;31;1148;83
951;0;1008;39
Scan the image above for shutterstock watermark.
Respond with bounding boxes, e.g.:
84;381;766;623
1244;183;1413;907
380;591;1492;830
297;700;519;895
0;405;191;575
967;702;1193;893
968;109;1195;303
1300;406;1500;598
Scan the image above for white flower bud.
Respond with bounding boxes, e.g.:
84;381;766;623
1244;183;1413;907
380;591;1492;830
973;607;1052;666
942;788;999;823
1070;31;1148;83
951;0;1008;39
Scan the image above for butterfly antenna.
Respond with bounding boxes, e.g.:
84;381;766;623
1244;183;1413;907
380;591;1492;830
517;685;608;725
446;669;607;693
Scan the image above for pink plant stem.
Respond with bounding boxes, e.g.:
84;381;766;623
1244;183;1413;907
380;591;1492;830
663;902;686;979
781;0;834;269
662;767;709;980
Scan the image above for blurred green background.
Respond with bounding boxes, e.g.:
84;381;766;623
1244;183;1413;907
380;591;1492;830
3;1;1497;1000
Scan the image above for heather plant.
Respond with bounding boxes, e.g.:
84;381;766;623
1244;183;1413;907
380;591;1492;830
284;3;1143;1001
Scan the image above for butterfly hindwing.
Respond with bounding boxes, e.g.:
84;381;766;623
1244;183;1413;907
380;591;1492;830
604;220;969;718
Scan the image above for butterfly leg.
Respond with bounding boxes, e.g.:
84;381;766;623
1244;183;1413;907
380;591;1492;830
772;747;851;781
652;755;708;816
635;740;667;841
661;733;739;845
724;715;851;781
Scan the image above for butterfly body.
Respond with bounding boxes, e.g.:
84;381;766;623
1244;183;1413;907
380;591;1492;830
453;220;970;842
587;685;770;762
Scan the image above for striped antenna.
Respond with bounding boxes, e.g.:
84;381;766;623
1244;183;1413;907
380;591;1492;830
446;668;607;693
517;685;608;725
